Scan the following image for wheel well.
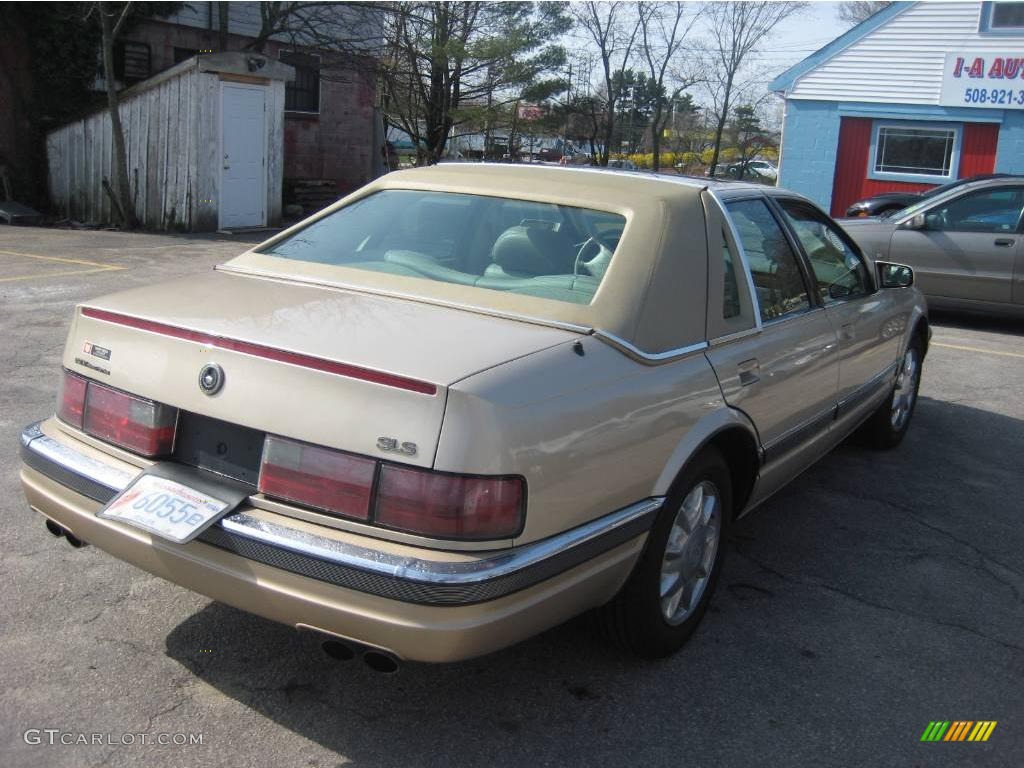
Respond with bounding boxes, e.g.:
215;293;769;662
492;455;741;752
706;427;760;518
914;316;930;358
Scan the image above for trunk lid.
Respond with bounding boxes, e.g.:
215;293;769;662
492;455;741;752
64;271;577;468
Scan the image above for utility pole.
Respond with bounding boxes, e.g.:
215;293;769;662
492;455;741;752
563;61;573;154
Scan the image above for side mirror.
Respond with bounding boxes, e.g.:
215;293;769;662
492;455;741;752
877;261;914;289
899;213;926;230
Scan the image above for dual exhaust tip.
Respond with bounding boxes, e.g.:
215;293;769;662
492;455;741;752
321;638;401;674
44;520;399;672
45;519;85;548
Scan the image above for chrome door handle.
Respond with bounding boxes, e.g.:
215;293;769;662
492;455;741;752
737;358;760;386
994;238;1015;247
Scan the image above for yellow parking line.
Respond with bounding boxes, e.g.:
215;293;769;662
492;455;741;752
932;341;1024;360
0;248;124;270
0;267;122;283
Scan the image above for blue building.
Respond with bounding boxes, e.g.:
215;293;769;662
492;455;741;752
770;1;1024;216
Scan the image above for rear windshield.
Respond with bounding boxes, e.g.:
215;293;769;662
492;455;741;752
262;190;626;306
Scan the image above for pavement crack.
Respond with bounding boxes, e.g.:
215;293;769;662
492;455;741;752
144;696;188;732
732;546;1024;654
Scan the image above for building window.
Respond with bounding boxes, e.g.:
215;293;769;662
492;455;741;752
992;2;1024;27
980;2;1024;32
114;41;151;84
870;123;960;183
281;51;320;113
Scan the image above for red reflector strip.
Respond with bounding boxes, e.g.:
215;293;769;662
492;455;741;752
80;306;438;396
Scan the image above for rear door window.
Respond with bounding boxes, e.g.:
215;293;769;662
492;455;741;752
724;199;811;322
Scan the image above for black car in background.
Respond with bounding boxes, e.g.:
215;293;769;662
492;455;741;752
845;173;1013;217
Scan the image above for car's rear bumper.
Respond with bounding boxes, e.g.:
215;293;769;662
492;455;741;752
20;420;658;662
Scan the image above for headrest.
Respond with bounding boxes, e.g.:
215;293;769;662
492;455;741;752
490;225;572;276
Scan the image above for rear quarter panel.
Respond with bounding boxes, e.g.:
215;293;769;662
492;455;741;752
434;339;726;545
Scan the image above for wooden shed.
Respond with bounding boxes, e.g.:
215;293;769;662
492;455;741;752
46;52;294;231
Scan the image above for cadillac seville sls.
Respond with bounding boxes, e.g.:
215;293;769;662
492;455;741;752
19;165;928;667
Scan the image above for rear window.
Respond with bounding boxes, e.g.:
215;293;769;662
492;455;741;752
262;190;626;306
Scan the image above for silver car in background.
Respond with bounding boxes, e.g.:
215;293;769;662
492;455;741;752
842;176;1024;317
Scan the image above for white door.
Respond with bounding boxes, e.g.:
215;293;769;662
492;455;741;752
220;84;266;229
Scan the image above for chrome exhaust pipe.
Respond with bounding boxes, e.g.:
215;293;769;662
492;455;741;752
45;519;86;548
321;639;356;662
362;651;400;674
305;625;401;672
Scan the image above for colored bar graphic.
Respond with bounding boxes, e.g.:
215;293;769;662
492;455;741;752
921;721;950;742
921;720;996;742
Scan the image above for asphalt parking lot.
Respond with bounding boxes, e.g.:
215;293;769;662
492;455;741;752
1;226;1021;768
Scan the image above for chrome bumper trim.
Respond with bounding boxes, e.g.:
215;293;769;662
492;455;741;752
220;499;663;587
20;421;662;604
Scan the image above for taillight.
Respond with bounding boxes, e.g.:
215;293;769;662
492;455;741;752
376;465;524;539
257;435;525;540
57;370;88;428
258;436;376;520
56;369;177;457
83;384;177;456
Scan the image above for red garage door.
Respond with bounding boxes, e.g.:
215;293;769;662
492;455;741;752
830;117;999;217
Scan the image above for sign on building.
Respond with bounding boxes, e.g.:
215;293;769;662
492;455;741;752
940;52;1024;109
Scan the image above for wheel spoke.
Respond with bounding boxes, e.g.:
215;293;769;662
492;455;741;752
681;485;704;531
660;480;722;625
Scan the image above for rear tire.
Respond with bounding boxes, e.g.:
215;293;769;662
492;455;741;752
599;448;731;659
859;335;924;449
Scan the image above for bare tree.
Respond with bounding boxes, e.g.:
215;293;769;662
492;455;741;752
637;2;700;171
96;1;138;228
702;1;805;177
381;2;569;164
838;1;892;26
570;2;640;166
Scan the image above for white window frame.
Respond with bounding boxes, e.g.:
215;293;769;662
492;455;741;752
868;121;962;185
979;1;1024;34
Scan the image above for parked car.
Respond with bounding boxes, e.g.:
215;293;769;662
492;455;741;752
708;159;778;182
20;166;928;667
844;173;1014;218
841;175;1024;317
607;158;638;171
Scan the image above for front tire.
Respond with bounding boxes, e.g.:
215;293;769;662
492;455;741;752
859;335;924;449
600;448;731;659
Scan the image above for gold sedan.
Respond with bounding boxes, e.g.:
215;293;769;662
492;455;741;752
20;165;928;669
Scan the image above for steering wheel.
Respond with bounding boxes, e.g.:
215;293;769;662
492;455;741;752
573;236;612;277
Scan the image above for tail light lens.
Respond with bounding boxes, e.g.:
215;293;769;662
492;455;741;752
57;370;88;429
257;435;525;540
258;436;376;520
56;369;177;457
376;465;524;539
83;384;177;456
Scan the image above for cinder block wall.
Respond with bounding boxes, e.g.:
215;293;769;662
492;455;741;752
777;100;841;212
995;110;1024;175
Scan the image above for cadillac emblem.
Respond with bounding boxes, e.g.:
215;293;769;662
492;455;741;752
198;363;224;395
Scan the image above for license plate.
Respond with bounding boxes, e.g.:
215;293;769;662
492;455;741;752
99;474;231;544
